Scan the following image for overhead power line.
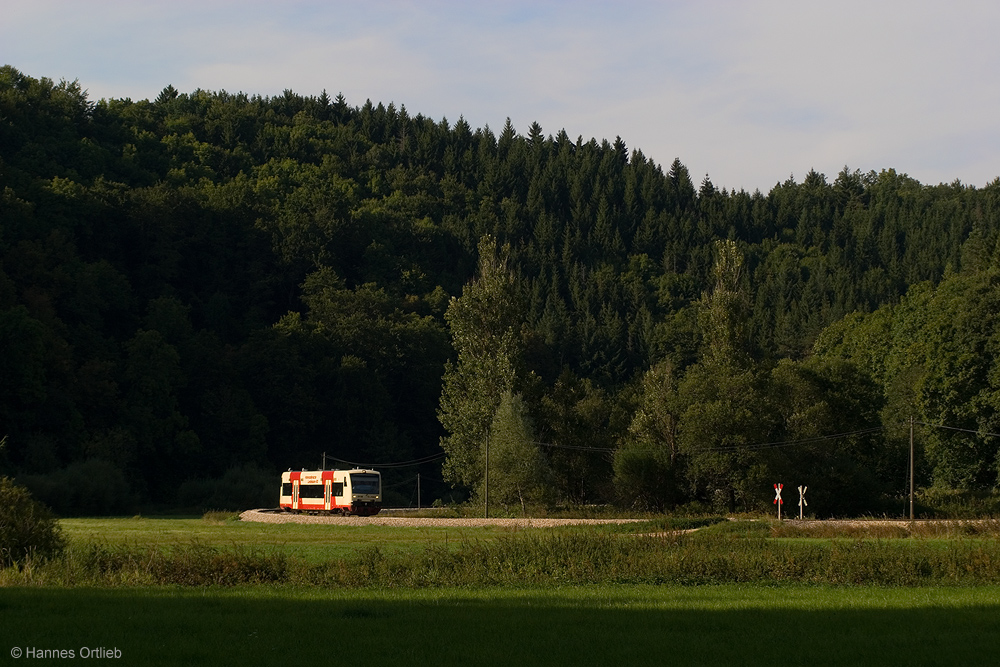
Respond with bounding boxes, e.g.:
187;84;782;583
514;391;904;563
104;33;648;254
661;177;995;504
381;475;419;489
324;451;447;469
323;420;1000;471
916;421;1000;439
534;440;614;453
690;426;886;453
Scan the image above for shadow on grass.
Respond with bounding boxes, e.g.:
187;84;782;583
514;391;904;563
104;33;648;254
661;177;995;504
2;586;1000;666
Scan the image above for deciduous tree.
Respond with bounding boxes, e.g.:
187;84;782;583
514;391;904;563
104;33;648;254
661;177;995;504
438;235;526;490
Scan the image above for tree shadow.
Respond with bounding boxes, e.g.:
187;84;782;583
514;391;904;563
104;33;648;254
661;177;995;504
1;587;998;666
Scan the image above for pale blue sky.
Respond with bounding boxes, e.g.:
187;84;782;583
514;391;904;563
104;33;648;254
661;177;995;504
3;0;998;193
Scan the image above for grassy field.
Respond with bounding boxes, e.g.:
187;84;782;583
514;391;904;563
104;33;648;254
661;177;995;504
8;516;1000;588
3;584;1000;666
5;516;1000;664
58;516;516;562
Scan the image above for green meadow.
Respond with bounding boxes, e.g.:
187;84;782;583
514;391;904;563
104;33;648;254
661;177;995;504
4;585;1000;666
57;516;513;562
4;516;1000;665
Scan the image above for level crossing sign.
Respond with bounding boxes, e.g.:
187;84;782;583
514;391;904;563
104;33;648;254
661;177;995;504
798;485;808;520
773;483;783;520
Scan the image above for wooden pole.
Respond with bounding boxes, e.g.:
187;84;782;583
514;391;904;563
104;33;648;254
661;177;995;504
484;434;489;519
909;416;915;521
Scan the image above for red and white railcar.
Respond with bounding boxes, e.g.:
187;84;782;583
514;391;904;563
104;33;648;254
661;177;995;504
279;469;382;516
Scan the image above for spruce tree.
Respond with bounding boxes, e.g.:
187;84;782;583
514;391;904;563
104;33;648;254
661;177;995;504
487;390;547;514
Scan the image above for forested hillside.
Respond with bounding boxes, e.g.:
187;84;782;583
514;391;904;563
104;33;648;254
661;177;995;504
3;66;1000;515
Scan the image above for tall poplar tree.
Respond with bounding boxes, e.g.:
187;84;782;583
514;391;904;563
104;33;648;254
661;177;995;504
438;235;526;490
678;240;779;511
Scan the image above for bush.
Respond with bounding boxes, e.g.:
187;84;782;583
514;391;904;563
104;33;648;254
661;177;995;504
177;464;276;512
916;487;1000;518
0;477;65;567
19;460;134;516
69;543;288;586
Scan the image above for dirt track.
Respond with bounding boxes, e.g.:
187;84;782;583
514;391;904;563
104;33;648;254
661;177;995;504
239;509;644;528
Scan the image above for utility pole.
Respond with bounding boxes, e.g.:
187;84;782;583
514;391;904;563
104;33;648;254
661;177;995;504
909;416;915;521
484;434;490;519
417;473;421;510
322;451;326;470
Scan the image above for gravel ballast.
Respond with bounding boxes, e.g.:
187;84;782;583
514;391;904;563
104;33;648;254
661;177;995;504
239;509;644;528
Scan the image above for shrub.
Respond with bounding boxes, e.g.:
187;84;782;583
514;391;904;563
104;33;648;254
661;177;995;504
0;476;65;567
19;459;134;516
917;487;1000;518
177;464;275;512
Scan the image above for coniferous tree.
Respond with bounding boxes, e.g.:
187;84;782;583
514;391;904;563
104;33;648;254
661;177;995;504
487;390;547;514
614;360;684;510
6;64;1000;511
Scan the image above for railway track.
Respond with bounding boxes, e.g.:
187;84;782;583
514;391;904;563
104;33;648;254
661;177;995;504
240;508;645;528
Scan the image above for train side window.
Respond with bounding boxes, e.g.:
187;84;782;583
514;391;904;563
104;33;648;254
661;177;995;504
332;483;344;496
299;484;325;499
281;483;292;496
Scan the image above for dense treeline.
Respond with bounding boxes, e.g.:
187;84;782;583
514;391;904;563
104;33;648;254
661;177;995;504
2;65;1000;515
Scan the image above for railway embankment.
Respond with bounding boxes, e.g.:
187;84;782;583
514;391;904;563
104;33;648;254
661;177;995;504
239;509;645;528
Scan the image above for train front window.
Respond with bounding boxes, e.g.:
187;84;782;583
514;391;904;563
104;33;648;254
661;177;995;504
350;474;380;495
